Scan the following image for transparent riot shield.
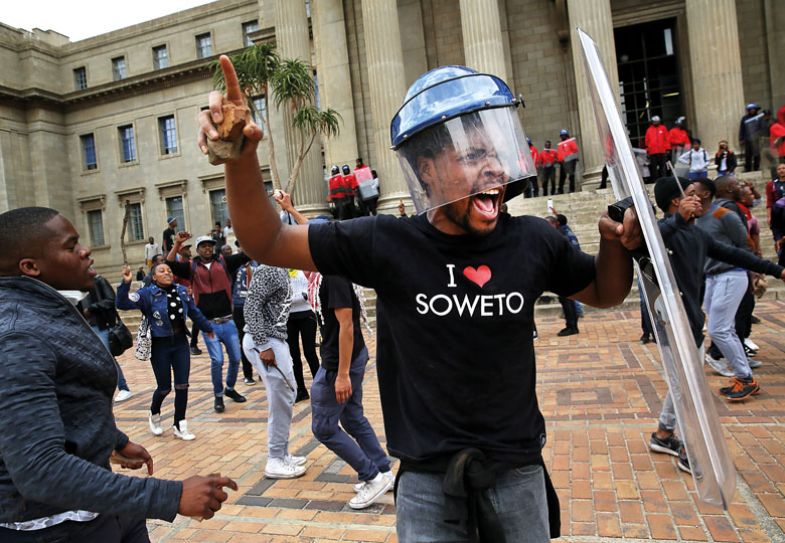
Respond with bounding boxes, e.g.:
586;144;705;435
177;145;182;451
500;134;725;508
578;28;736;508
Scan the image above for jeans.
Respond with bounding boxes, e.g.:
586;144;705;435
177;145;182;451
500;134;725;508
243;335;295;459
688;171;708;180
639;280;653;337
287;310;320;392
0;514;149;542
232;306;255;381
204;320;242;395
91;325;130;392
310;348;390;482
704;270;751;378
150;333;191;426
558;160;577;193
396;465;549;543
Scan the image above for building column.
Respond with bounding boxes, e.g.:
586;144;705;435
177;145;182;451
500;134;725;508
275;0;326;213
312;0;359;170
686;1;745;152
361;0;409;210
566;0;618;190
459;0;508;81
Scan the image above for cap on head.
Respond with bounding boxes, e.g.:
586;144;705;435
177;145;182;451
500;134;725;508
675;116;685;126
746;102;760;110
651;115;661;123
559;129;569;137
194;235;217;248
654;176;691;212
167;216;176;225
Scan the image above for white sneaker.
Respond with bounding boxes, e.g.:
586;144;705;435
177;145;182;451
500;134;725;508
114;389;133;403
148;413;163;436
265;457;307;479
744;338;760;352
354;471;394;493
747;358;762;369
173;420;196;441
349;472;393;509
704;353;734;377
285;454;307;467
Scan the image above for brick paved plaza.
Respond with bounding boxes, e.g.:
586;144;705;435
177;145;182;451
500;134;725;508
111;302;785;542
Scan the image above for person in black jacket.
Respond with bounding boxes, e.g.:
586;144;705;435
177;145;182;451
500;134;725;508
0;207;237;543
79;274;134;402
714;140;737;176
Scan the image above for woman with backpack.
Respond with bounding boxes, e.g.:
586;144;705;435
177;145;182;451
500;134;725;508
678;138;711;180
117;262;214;440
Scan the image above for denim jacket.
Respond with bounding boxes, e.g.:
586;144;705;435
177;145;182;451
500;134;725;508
116;281;213;337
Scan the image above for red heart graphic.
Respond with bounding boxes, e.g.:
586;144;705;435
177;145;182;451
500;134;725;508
463;265;492;288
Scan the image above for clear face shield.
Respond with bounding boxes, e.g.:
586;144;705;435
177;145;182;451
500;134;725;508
396;107;536;214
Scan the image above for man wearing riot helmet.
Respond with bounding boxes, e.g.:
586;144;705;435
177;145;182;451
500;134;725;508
327;164;354;220
199;56;641;542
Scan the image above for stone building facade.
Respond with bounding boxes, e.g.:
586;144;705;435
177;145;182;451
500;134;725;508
0;0;782;276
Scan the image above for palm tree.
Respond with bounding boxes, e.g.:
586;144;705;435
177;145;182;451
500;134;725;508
213;44;341;194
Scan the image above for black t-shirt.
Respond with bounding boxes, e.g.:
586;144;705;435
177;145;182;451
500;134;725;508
318;275;366;371
309;213;596;469
162;227;176;253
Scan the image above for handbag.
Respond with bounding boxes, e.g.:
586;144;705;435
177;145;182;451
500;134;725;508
108;317;133;356
134;316;152;361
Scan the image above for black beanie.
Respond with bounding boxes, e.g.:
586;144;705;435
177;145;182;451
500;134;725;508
654;176;691;213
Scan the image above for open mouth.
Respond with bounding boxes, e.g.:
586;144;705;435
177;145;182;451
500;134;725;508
470;188;502;221
86;261;97;277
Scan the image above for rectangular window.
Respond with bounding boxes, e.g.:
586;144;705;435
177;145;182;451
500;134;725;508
73;67;87;90
87;209;105;246
80;134;97;170
195;33;212;59
242;20;259;47
127;202;144;241
209;189;228;227
111;56;127;80
251;96;267;126
153;45;169;69
118;125;137;163
158;115;178;155
165;196;186;232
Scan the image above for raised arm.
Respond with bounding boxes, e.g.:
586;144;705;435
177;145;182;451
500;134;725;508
197;56;315;271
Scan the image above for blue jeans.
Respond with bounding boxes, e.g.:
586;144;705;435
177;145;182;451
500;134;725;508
310;348;390;482
242;336;295;459
396;465;550;543
204;320;242;395
92;325;130;391
688;170;708;180
150;333;191;425
704;270;750;378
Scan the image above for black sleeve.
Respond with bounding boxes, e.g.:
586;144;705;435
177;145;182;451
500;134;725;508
224;252;251;276
87;277;116;313
539;220;596;297
309;216;379;288
706;235;784;277
325;276;354;310
658;214;688;243
166;258;191;279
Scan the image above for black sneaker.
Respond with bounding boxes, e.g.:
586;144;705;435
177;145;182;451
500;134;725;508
224;387;247;403
724;377;760;401
677;448;692;474
557;327;579;337
190;346;202;355
649;432;682;457
243;377;257;385
295;389;310;403
640;334;651;344
214;396;225;413
750;315;761;324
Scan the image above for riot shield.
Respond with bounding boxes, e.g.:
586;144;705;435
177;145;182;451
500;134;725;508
577;28;736;508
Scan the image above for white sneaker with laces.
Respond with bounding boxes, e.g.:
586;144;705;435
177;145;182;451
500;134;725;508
354;471;394;493
173;420;196;441
114;389;133;403
265;457;307;479
743;338;760;352
148;413;163;436
704;353;734;377
349;472;393;509
285;454;307;467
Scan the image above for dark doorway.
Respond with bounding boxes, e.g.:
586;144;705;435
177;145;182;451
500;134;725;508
615;18;684;149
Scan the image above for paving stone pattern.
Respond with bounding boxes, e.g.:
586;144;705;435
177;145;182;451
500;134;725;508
109;301;785;542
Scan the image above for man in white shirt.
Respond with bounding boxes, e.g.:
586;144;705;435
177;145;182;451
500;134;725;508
143;237;161;269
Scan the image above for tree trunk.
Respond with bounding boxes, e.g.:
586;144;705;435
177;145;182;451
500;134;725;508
262;88;282;192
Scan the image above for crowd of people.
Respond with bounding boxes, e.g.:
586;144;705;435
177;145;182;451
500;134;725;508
3;47;785;543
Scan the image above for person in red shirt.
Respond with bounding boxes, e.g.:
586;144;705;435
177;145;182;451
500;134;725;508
327;165;354;220
770;105;785;170
340;164;358;219
557;129;580;194
526;138;540;197
538;140;559;196
645;116;670;180
668;116;690;163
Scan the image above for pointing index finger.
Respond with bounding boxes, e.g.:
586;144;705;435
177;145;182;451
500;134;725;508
219;55;242;104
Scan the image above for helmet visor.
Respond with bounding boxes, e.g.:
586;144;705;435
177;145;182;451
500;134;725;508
396;107;535;214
